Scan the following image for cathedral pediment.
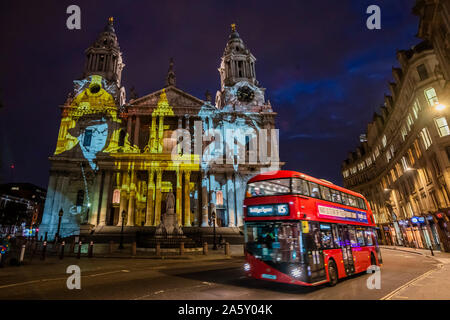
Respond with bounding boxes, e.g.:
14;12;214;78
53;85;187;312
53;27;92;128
127;86;205;115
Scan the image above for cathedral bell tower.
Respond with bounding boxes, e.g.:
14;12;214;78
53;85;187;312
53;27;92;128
216;24;266;110
83;17;125;86
218;24;257;90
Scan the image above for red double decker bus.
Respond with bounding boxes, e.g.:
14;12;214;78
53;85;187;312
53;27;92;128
243;170;382;286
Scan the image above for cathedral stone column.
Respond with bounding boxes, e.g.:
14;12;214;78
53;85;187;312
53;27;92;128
127;117;132;141
126;171;136;226
134;116;140;147
201;172;209;227
154;169;163;226
226;171;236;227
176;169;183;225
184;170;191;226
89;172;103;225
158;116;164;153
127;191;136;226
98;171;112;225
117;172;128;226
145;170;155;226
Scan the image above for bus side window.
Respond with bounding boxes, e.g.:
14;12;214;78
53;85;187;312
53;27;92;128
309;182;320;198
330;189;342;204
348;195;357;208
332;224;341;247
347;226;358;247
364;229;374;246
292;178;310;196
319;224;334;249
320;185;332;202
356;228;366;246
357;198;367;210
341;192;350;206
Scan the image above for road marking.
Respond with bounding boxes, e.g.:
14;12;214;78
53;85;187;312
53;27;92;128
154;290;164;294
0;280;41;289
393;296;409;299
380;263;443;300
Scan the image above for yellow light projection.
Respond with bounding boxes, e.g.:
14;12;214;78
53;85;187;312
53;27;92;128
54;75;139;166
110;89;200;227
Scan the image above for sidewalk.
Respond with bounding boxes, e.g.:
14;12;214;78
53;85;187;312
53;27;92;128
380;245;450;300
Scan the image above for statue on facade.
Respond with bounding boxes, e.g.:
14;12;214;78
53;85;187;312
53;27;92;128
155;191;183;236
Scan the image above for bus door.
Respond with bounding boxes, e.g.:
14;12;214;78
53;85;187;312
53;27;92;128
304;222;326;281
337;225;355;275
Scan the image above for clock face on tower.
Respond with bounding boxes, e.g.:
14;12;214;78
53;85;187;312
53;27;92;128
237;85;255;102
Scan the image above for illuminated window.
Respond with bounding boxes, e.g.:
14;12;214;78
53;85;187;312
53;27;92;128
366;157;372;167
425;88;439;106
216;191;224;206
83;130;92;147
412;100;421;119
386;151;391;163
406;114;414;131
374;145;380;158
401;125;407;141
382;135;387;148
420;128;432;149
435;117;450;137
112;189;120;204
408;148;415;165
414;139;422;158
401;156;409;171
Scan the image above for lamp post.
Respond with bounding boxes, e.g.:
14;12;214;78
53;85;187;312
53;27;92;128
119;210;126;249
212;209;217;250
55;208;63;243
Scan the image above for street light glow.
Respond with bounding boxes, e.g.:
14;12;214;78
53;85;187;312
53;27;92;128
435;103;446;111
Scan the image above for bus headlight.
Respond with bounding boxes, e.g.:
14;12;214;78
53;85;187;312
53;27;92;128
290;267;302;278
244;263;251;272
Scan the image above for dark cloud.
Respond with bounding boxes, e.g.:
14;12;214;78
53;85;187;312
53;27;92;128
0;0;419;188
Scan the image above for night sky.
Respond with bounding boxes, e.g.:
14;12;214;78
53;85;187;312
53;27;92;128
0;0;419;189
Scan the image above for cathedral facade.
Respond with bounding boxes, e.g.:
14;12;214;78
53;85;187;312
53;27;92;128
39;19;282;240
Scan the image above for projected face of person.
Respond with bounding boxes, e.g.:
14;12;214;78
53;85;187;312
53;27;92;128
78;121;109;170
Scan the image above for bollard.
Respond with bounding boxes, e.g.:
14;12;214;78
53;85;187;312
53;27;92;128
225;242;230;256
109;241;114;254
429;246;435;256
180;242;185;256
203;242;208;255
131;241;136;256
41;241;47;260
59;241;65;260
77;241;82;259
88;241;94;258
156;242;161;257
19;244;26;265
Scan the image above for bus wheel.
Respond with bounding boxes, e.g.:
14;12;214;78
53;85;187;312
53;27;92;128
327;260;338;287
370;253;377;266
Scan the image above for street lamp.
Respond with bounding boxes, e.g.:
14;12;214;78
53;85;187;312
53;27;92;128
212;209;217;250
55;208;63;243
434;102;446;111
119;210;126;249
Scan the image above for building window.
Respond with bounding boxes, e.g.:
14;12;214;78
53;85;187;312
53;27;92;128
420;128;432;149
83;129;92;147
417;64;429;81
412;99;421;119
401;125;407;141
382;135;387;148
386;151;392;163
401;156;409;171
366;157;372;167
431;154;442;176
414;139;422;158
435;117;450;137
112;189;120;204
424;88;439;107
216;191;224;206
406;114;414;131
